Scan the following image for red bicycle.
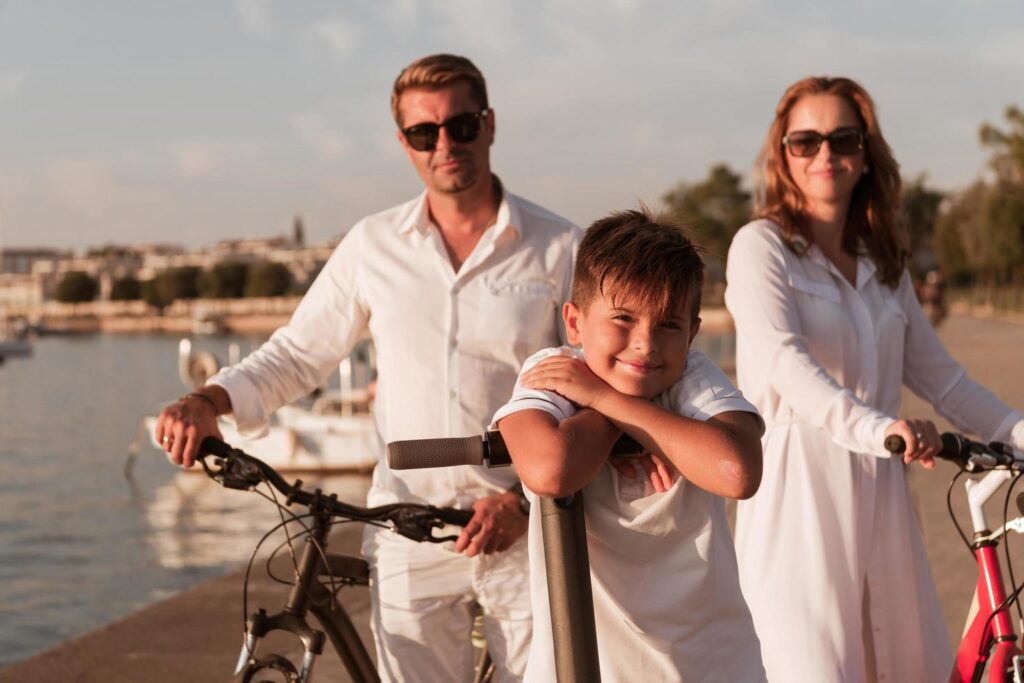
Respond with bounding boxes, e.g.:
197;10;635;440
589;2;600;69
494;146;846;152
887;432;1024;682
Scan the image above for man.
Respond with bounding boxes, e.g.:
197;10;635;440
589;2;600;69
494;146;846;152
156;54;579;682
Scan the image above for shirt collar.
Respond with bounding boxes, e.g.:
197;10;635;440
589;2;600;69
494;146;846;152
802;236;878;289
396;176;521;241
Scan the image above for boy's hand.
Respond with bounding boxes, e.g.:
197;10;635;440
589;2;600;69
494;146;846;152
521;356;610;409
611;452;679;493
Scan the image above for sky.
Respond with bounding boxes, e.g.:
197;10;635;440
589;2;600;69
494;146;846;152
1;0;1023;250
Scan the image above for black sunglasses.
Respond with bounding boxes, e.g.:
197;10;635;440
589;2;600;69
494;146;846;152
401;109;489;152
782;127;865;157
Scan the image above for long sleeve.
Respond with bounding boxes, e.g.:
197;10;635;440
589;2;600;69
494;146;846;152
209;223;371;435
897;272;1024;447
725;224;894;456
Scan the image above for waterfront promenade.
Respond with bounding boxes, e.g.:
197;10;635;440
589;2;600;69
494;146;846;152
4;311;1024;681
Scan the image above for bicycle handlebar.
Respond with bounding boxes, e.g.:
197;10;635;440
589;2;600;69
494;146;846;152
387;431;645;471
884;432;1021;471
197;437;474;540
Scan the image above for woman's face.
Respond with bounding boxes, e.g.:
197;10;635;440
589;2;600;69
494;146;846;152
783;93;866;211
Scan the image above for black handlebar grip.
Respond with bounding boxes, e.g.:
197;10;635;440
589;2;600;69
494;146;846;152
435;507;475;527
200;436;233;458
388;436;485;470
884;435;906;454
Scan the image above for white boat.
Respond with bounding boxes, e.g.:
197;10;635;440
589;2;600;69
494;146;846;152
128;339;380;474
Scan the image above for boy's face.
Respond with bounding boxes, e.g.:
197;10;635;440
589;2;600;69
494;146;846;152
563;288;701;400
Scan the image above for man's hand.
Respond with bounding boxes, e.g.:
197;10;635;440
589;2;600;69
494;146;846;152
521;356;610;409
154;391;225;468
610;452;679;493
454;491;528;557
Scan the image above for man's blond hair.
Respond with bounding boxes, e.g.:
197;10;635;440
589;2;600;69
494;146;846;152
390;54;489;126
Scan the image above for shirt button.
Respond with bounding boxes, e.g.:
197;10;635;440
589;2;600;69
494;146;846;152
449;389;457;398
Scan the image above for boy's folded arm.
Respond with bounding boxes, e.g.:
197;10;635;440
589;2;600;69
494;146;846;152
593;391;764;499
497;408;621;498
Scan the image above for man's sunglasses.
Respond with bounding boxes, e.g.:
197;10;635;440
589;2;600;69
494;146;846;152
782;127;865;158
401;109;490;152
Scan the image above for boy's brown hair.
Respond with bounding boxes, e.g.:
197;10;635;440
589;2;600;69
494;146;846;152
572;208;704;321
390;54;489;126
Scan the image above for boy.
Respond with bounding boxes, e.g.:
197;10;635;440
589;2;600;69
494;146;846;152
492;209;767;681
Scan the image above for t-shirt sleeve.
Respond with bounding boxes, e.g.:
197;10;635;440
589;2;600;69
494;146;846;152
663;350;766;436
489;346;579;429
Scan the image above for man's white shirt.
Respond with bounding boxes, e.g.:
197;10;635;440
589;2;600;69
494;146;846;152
210;186;581;510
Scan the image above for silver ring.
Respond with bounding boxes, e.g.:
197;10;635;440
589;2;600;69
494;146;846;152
162;436;173;444
915;432;924;440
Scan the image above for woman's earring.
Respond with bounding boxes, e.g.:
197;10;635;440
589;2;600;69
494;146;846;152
862;165;870;175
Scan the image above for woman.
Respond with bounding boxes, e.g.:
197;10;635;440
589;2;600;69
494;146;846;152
726;76;1024;682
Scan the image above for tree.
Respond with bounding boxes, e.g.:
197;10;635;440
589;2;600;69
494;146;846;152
110;275;142;301
933;182;978;284
901;174;945;276
967;106;1024;282
55;271;98;303
246;261;293;298
142;266;201;309
901;175;944;251
199;261;249;299
980;105;1024;185
141;278;173;310
293;214;305;247
662;163;751;261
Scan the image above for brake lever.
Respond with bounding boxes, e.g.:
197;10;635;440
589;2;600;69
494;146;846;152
199;452;264;490
391;509;460;544
981;517;1024;543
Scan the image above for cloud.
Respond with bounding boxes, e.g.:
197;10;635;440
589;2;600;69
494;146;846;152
43;159;120;219
0;71;26;98
311;17;361;59
234;0;274;37
973;29;1024;71
290;114;350;161
175;143;221;178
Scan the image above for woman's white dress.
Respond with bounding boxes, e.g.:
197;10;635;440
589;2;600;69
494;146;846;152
726;219;1024;683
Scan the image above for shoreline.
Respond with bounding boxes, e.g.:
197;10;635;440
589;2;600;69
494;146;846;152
6;301;1023;338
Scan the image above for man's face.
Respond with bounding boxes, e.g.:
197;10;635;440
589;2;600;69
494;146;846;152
563;289;701;400
396;81;494;196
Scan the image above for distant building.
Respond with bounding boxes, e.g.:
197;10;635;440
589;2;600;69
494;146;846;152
0;230;340;306
0;247;70;275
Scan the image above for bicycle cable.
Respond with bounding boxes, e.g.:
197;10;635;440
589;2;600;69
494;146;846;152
239;509;317;661
1003;472;1024;627
948;468;974;557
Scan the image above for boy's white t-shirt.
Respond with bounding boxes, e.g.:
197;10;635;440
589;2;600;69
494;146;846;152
491;346;767;682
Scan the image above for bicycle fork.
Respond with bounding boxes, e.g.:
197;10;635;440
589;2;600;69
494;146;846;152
234;513;377;683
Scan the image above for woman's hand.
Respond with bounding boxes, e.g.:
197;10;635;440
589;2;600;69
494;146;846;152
884;419;941;469
521;356;611;409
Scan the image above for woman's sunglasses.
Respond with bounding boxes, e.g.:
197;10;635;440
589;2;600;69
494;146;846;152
782;127;865;158
401;109;490;152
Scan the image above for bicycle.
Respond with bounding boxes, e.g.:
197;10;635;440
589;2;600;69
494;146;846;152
192;437;494;683
886;432;1024;682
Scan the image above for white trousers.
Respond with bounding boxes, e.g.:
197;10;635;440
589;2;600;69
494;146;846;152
363;527;532;683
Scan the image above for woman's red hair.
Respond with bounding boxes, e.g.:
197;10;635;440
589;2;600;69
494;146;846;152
755;76;906;287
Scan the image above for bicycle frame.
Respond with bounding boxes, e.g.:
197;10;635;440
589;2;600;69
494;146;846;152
191;439;491;683
952;469;1023;683
234;511;378;683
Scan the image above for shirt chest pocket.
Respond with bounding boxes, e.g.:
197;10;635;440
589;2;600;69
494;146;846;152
788;271;850;371
474;279;558;346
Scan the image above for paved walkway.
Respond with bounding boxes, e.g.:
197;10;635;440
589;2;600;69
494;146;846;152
5;312;1024;680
